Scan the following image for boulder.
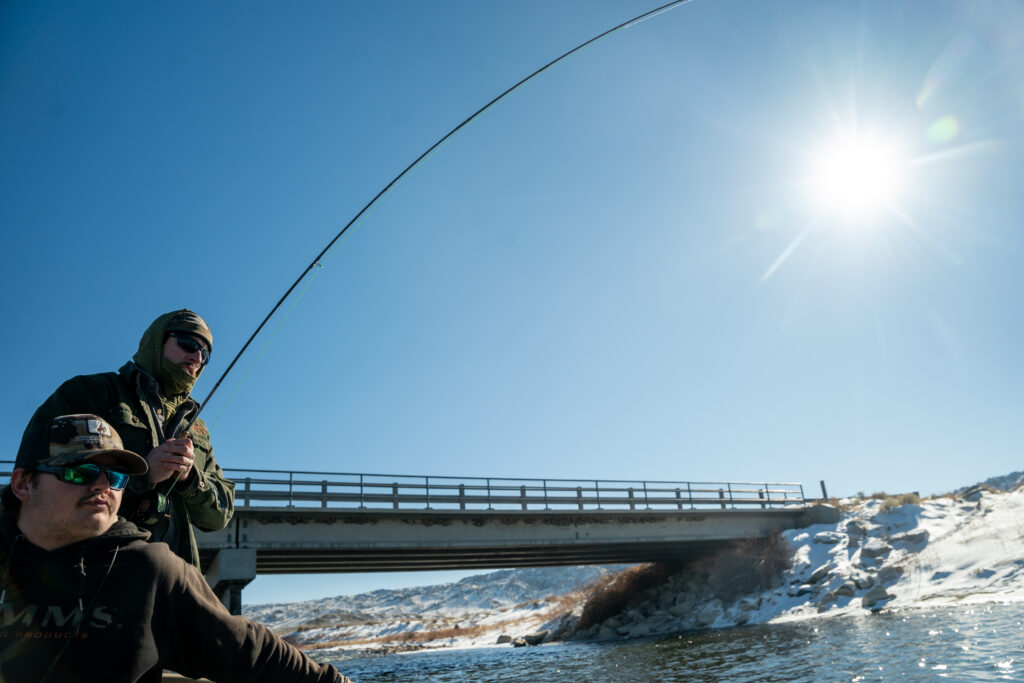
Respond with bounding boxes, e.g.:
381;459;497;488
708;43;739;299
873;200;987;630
854;575;876;590
512;638;528;648
877;565;904;584
808;565;831;584
629;622;652;638
891;529;929;545
694;602;722;627
860;538;891;559
846;521;867;537
813;531;845;545
787;584;813;597
834;581;857;597
861;585;892;609
737;597;761;612
668;604;690;618
960;486;985;502
496;634;512;644
520;630;549;646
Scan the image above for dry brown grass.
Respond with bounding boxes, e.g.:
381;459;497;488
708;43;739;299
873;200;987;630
575;563;675;631
297;622;499;650
876;492;921;510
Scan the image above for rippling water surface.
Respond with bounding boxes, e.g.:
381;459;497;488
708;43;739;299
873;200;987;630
319;603;1024;682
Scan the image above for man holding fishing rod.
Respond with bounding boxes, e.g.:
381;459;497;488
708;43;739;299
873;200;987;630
16;309;234;568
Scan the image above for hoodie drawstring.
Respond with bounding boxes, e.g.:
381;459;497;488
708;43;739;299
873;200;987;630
39;544;121;683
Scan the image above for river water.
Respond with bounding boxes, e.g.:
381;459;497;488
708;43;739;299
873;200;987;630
317;603;1024;682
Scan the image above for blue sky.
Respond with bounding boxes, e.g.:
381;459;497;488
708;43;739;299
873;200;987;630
3;1;1024;603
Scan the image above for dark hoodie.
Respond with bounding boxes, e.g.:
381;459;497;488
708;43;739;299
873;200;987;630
0;517;348;683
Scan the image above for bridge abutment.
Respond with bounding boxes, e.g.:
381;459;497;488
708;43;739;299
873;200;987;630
204;548;257;615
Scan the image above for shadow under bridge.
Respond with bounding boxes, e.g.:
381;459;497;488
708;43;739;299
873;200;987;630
197;470;838;611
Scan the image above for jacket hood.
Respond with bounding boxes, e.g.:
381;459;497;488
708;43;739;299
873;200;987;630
132;309;210;410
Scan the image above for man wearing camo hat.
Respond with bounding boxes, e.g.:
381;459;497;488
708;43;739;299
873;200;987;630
0;414;348;683
16;309;234;568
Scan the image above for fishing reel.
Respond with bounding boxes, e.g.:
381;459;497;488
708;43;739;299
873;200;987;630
134;489;171;527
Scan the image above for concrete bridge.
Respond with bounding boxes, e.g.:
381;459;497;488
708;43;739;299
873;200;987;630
193;469;838;613
0;462;838;613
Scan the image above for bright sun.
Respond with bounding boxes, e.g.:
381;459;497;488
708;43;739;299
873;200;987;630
809;134;907;224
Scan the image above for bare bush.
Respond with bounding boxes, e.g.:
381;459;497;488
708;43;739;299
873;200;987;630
700;532;791;602
575;563;675;631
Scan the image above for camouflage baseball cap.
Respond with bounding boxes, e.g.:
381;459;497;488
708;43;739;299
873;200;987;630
16;414;148;475
166;309;213;352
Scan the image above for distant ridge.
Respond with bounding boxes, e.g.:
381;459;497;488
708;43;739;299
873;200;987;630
956;470;1024;494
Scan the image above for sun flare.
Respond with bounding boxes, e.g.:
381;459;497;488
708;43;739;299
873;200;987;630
809;135;907;223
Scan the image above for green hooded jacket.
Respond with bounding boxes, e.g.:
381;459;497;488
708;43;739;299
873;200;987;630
16;310;235;568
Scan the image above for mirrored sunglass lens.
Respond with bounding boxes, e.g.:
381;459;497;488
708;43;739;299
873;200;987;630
64;463;101;484
106;468;129;490
60;464;129;489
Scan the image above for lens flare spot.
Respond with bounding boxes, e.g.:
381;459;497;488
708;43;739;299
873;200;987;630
916;35;975;110
926;115;961;143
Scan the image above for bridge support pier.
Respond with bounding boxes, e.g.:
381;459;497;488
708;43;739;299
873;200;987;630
204;548;257;615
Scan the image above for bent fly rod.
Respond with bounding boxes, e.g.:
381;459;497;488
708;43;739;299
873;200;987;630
174;0;693;444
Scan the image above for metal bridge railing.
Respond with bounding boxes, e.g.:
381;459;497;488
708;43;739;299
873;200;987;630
0;461;806;512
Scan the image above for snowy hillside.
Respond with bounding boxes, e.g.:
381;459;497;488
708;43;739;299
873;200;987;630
246;565;620;639
244;474;1024;653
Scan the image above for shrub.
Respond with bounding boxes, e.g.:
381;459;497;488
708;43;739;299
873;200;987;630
702;532;791;602
879;492;921;510
575;563;675;631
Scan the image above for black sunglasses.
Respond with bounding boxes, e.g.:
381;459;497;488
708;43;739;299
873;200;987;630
167;331;210;365
35;463;131;490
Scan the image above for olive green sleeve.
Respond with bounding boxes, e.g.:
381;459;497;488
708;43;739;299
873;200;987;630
177;420;235;532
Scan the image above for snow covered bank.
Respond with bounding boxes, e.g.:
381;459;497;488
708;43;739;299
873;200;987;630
572;486;1024;641
246;485;1024;653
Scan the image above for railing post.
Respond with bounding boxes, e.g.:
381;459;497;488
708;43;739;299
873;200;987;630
758;488;765;510
543;480;549;510
392;483;399;510
765;483;772;507
628;488;635;510
687;482;693;509
718;488;725;510
288;472;294;507
595;480;601;510
675;488;682;511
520;485;527;511
359;474;365;509
425;476;431;510
643;481;650;510
487;478;493;510
727;482;734;509
243;478;251;507
577;486;583;511
459;484;466;511
321;480;328;508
